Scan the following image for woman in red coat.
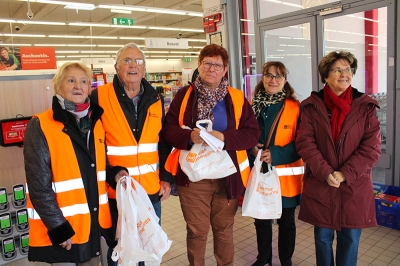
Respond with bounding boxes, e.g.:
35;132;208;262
295;51;381;266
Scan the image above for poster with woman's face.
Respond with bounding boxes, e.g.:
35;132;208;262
0;47;21;71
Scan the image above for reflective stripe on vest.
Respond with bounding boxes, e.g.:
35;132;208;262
274;99;304;197
276;166;304;176
98;83;162;196
26;109;111;247
107;143;158;156
175;86;251;187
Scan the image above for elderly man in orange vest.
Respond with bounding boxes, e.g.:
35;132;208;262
91;42;173;266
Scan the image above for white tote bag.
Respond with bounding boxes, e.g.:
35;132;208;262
242;150;282;219
179;143;237;182
111;176;172;266
178;119;237;182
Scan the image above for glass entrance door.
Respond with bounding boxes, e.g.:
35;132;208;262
256;0;395;184
318;4;394;185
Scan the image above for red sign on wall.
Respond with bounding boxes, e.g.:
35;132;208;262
20;47;57;70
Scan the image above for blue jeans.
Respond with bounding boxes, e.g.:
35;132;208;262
107;200;162;266
314;226;362;266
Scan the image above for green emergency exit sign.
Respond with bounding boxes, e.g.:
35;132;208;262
112;18;134;26
184;58;192;62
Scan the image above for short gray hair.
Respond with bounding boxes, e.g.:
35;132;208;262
115;43;146;63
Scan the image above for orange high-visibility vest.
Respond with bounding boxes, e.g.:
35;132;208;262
26;109;111;247
166;86;251;187
274;99;304;197
97;83;163;198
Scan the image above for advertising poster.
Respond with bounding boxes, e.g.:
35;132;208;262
0;47;21;71
20;47;57;70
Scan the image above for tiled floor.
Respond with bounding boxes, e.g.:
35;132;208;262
160;195;400;266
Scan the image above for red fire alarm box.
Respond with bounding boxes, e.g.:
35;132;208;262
203;13;222;34
0;117;32;147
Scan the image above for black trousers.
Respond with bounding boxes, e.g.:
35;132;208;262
254;207;296;266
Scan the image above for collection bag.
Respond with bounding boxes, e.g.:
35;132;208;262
242;150;282;219
179;120;237;182
111;176;172;265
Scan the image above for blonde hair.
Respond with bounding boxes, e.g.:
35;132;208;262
53;62;93;95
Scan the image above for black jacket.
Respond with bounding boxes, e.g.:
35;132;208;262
24;97;117;263
91;75;174;203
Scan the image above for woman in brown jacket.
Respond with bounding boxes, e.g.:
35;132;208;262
295;51;381;266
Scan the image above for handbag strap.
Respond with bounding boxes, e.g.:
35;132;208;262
265;103;284;148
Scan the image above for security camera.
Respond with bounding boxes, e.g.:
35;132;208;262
177;32;182;39
27;10;34;19
15;26;20;31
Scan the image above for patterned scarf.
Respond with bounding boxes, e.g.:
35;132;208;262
252;89;286;118
56;94;92;134
194;76;229;122
323;84;352;144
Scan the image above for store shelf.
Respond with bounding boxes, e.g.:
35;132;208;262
146;72;182;87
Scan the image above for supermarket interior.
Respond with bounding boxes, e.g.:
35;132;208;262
1;0;400;265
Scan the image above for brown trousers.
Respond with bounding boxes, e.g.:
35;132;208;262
177;178;239;266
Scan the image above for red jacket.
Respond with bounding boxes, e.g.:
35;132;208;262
162;85;260;199
295;88;381;230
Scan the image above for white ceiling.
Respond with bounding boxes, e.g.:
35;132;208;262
0;0;206;59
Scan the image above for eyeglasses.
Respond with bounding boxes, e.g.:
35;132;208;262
119;58;145;66
201;61;225;71
264;73;285;82
330;67;354;76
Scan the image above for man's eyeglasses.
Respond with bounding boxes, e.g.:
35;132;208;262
119;58;145;66
201;61;225;71
330;68;354;76
264;73;285;82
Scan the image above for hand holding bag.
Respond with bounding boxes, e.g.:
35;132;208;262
111;176;172;265
179;120;237;182
241;150;282;219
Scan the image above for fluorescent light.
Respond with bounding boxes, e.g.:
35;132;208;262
64;4;96;11
119;37;146;40
98;45;124;48
187;39;208;43
0;43;32;46
35;44;67;46
69;22;109;27
111;25;147;29
16;20;66;25
67;44;96;47
98;5;146;12
110;9;131;14
2;33;46;37
49;35;83;38
85;36;117;39
0;19;16;23
146;8;186;15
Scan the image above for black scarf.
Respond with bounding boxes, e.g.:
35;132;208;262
252;89;286;118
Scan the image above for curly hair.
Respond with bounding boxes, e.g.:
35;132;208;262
254;61;299;103
318;50;358;83
53;62;93;95
198;44;229;67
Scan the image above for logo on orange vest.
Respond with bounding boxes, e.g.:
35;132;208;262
149;112;160;118
284;125;293;129
99;138;104;143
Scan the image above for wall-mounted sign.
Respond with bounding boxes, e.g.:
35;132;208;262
145;38;188;49
81;58;114;65
20;47;56;70
184;58;192;62
112;17;134;26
